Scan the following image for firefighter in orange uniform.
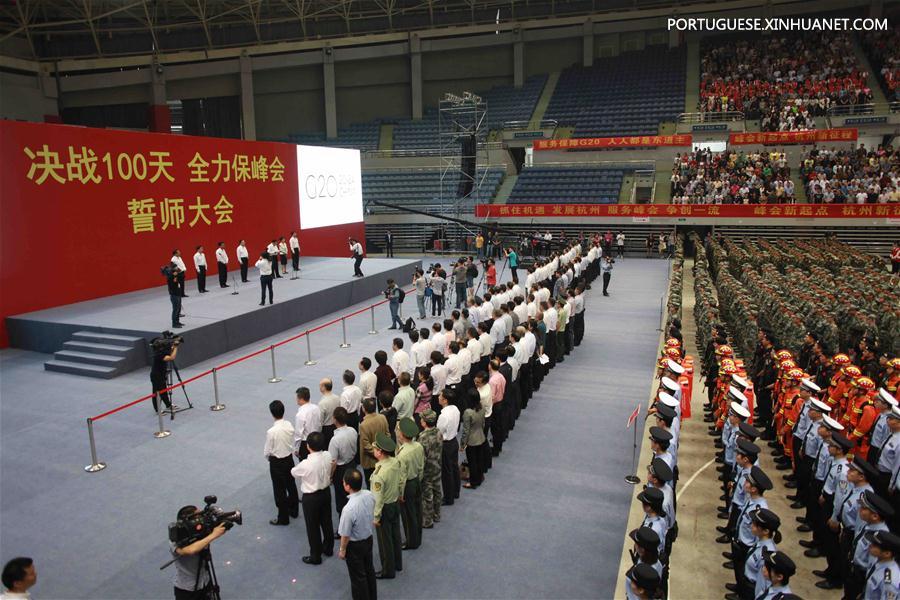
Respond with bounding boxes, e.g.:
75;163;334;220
836;365;863;427
846;376;877;460
881;358;900;398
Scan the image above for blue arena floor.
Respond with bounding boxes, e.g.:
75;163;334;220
0;255;670;599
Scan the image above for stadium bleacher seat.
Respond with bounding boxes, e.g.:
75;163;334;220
506;167;627;205
543;46;686;138
363;168;506;213
286;121;380;151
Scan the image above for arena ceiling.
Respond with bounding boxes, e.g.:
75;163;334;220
0;0;657;61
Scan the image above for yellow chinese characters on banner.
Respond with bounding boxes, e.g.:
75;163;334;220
127;195;236;234
23;143;286;186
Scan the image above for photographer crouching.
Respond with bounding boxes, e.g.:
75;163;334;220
150;332;183;417
166;497;242;600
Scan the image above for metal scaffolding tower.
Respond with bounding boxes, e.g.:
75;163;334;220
438;91;488;250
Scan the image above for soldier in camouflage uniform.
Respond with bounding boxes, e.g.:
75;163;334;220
418;409;443;528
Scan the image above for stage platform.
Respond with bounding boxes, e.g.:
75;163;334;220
7;257;421;378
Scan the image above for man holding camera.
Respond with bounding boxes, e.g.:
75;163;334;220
385;279;403;330
170;507;227;600
452;260;467;309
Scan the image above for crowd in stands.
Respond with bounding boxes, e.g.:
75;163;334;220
699;34;872;130
670;149;795;205
862;30;900;103
800;145;900;204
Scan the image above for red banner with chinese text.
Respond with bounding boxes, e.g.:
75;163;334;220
475;203;900;218
0;120;365;346
728;128;858;145
532;134;693;151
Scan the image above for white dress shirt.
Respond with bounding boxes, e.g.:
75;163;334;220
294;402;322;451
458;347;472;375
267;242;278;255
437;405;460;441
340;385;363;414
264;419;295;459
290;236;300;251
431;363;447;394
215;248;228;264
256;258;272;276
391;349;410;376
466;338;482;363
432;332;448;356
543;307;558;331
445;354;462;385
171;255;187;271
236;244;249;260
278;241;287;255
291;450;334;494
359;370;377;399
514;303;528;324
193;251;207;270
478;332;493;357
319;392;340;426
411;341;431;369
489;320;505;347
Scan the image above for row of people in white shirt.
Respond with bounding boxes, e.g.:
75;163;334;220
177;234;302;273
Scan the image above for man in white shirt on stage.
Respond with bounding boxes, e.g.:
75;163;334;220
265;400;300;525
236;240;250;282
193;246;208;294
294;386;322;461
290;231;301;274
267;240;281;279
215;242;229;288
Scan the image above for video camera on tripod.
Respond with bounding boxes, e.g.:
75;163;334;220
150;330;184;355
168;495;242;548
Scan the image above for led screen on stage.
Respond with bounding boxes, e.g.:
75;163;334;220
296;145;363;230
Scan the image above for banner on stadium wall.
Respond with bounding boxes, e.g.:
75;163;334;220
532;134;692;151
475;203;900;218
728;128;858;145
0;120;365;346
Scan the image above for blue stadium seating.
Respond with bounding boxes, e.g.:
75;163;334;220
363;168;506;213
544;46;685;137
392;75;547;149
507;167;626;204
286;121;380;151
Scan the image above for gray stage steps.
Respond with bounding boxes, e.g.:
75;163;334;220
44;331;146;379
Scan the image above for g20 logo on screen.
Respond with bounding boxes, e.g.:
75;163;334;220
304;173;355;200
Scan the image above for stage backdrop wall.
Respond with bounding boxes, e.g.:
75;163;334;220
0;120;365;346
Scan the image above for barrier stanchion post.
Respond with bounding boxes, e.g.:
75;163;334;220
304;331;317;366
83;418;107;473
268;345;283;383
210;367;225;411
154;393;171;439
368;306;378;335
340;317;351;348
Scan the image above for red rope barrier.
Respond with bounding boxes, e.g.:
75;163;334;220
88;286;416;421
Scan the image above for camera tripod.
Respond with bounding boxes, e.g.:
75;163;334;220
160;546;220;600
161;360;193;418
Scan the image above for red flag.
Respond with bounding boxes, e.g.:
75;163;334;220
627;404;641;428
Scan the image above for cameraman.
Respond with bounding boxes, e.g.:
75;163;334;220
151;337;179;415
504;247;519;284
385;279;403;330
170;506;226;600
452;260;467;309
166;262;185;329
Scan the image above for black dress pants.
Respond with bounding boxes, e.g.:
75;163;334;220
346;537;377;600
196;266;206;292
240;258;249;282
271;256;281;278
602;272;611;294
302;487;334;560
333;462;354;516
441;438;460;502
217;262;227;287
269;455;299;523
354;255;364;277
260;274;273;304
